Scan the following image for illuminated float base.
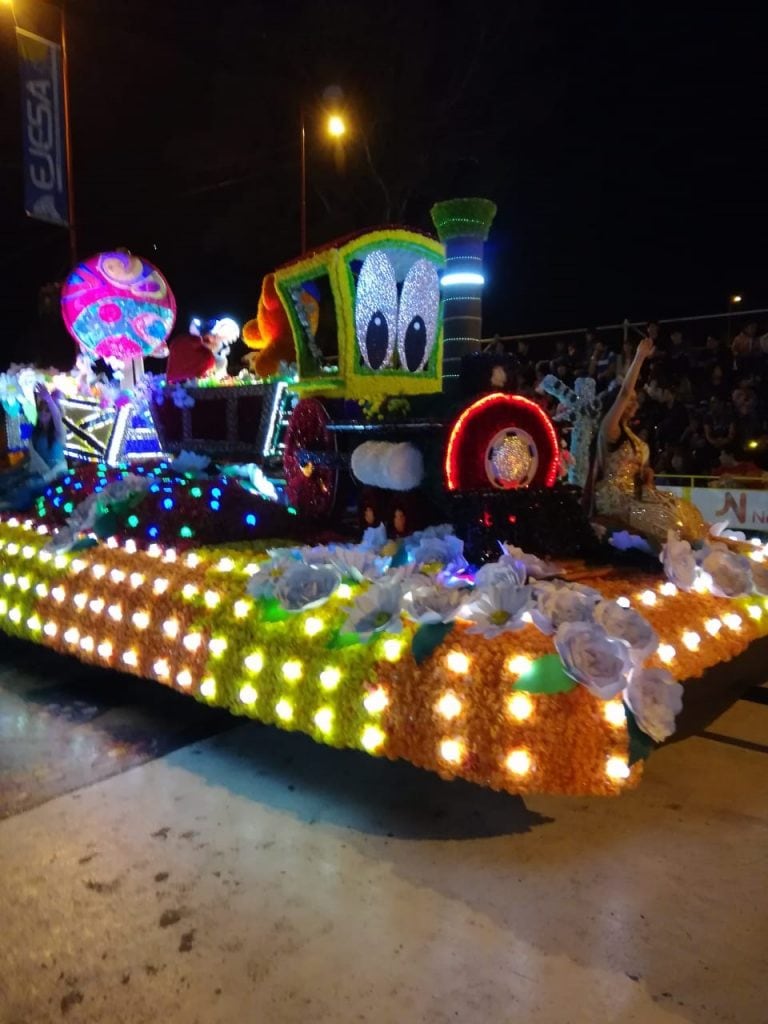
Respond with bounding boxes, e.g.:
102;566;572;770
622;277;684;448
2;515;767;797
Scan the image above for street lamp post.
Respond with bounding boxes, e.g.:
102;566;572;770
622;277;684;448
299;106;347;254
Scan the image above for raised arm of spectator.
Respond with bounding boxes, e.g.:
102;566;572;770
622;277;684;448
600;339;655;444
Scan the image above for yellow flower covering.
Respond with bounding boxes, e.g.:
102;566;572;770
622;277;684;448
1;518;766;797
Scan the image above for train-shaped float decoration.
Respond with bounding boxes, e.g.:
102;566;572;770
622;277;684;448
147;198;594;553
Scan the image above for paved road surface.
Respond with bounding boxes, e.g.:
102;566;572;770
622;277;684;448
0;639;766;1023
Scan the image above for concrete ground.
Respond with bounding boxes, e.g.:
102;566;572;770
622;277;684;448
0;640;766;1024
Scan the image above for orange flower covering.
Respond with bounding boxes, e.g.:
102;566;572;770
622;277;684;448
1;520;766;798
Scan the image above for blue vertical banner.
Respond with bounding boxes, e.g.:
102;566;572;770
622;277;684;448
15;28;69;227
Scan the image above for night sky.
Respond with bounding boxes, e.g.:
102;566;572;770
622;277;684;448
0;0;765;369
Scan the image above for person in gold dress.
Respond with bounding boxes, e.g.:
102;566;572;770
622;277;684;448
594;338;706;546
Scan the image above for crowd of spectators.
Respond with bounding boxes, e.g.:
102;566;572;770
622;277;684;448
488;320;768;480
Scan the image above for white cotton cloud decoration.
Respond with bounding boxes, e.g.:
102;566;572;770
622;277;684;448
351;441;424;491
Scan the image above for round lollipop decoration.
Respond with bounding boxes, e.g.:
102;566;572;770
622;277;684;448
61;251;176;364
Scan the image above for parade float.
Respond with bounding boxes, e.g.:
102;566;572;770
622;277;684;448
1;198;767;798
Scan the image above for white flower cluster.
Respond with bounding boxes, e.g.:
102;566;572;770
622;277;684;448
661;528;766;598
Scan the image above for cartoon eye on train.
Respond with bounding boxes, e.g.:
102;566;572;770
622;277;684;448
152;199;561;529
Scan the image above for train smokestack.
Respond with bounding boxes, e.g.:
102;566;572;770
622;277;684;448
430;197;497;379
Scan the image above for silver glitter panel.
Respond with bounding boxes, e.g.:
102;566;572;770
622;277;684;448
396;258;440;372
354;251;398;370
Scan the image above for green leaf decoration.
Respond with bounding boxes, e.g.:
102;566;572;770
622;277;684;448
512;653;576;695
92;511;121;539
70;536;98;552
326;628;361;650
411;621;454;665
390;542;409;568
259;597;289;623
624;704;656;765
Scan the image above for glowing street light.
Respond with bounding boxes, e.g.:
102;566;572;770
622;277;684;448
327;113;347;138
300;101;349;253
730;294;743;304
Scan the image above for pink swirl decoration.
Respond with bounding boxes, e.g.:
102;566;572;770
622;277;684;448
61;251;176;361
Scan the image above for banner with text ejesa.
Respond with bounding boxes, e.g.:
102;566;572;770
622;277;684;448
15;28;69;227
667;486;768;535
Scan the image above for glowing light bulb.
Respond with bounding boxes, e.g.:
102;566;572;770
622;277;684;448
233;599;251;619
243;562;259;576
124;539;137;554
35;583;48;598
682;630;701;652
506;654;532;677
88;598;104;615
2;572;14;586
204;590;220;609
73;593;88;610
147;544;162;558
723;612;742;631
110;568;126;583
361;724;384;751
38;549;52;562
639;589;657;606
97;641;112;659
364;687;390;714
217;557;235;572
53;554;68;570
657;643;676;664
71;559;86;574
176;669;193;689
275;698;293;721
26;615;41;632
603;700;625;726
747;604;762;621
320;666;341;690
8;607;21;624
749;550;765;563
163;548;177;563
508;692;534;720
17;576;30;591
439;738;464;764
282;659;302;682
382;638;403;662
239;683;258;705
304;615;324;637
153;578;169;595
616;596;631;608
337;583;353;600
163;618;179;639
43;621;58;638
185;552;200;568
153;658;170;679
606;756;630;780
132;610;150;630
22;545;34;559
505;749;531;775
446;650;470;674
108;604;122;622
6;543;19;555
208;637;227;657
91;564;106;579
521;611;533;624
182;583;197;599
314;707;333;734
52;586;66;603
659;582;678;597
244;651;264;673
123;650;138;667
183;633;202;652
129;572;144;589
436;692;462;719
692;574;711;595
80;636;94;653
704;618;722;636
